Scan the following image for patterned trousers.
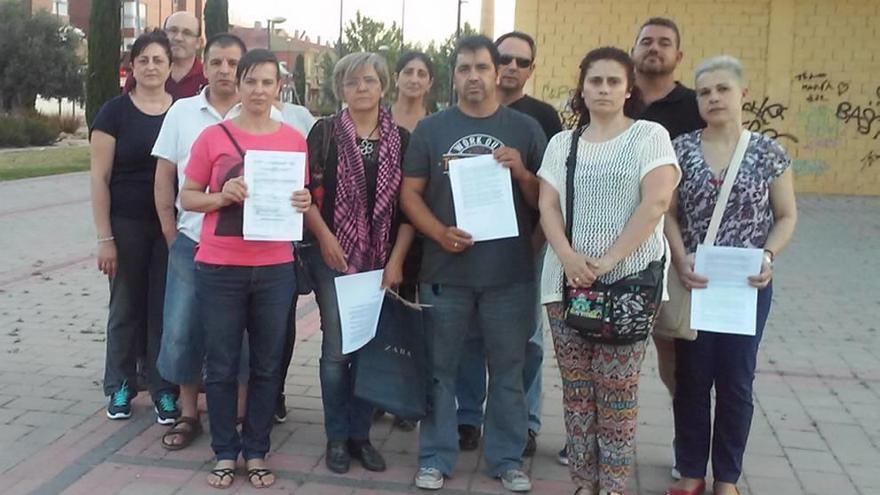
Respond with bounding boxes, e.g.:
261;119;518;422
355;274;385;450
546;303;647;494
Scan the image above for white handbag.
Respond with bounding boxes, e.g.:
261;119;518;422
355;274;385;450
655;130;751;340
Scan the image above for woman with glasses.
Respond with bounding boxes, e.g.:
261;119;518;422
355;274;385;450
303;52;414;475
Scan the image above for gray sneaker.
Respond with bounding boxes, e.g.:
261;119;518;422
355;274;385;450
414;467;444;490
499;469;532;492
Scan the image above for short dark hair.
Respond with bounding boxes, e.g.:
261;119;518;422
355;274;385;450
204;33;247;59
570;46;644;126
395;51;435;80
236;48;280;83
637;17;681;48
454;35;500;68
131;29;172;63
494;31;537;59
163;15;202;37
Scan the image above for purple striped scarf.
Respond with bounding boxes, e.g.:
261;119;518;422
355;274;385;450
332;107;402;274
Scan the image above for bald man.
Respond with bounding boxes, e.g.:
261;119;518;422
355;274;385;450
123;11;208;99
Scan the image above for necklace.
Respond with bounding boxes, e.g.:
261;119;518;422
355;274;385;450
357;121;380;157
357;137;375;156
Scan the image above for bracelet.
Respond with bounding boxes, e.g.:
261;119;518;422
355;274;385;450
97;236;115;243
763;248;775;262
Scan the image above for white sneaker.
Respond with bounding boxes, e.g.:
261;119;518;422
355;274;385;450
415;467;444;490
671;466;682;480
499;469;532;492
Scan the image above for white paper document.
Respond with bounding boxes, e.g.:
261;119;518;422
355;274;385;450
242;150;306;241
448;155;519;242
690;245;764;335
335;269;386;354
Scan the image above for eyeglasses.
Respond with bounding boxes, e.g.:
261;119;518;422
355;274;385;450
165;26;198;38
343;76;381;89
498;55;532;69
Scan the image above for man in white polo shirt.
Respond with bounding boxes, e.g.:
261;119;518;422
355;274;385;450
151;33;314;450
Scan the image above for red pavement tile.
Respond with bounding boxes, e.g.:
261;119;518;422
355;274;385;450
292;482;354;495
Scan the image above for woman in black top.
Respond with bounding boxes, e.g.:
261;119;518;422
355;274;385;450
89;30;178;424
303;52;413;475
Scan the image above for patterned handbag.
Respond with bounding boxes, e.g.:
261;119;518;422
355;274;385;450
561;126;664;344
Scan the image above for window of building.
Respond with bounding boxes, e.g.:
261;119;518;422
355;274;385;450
121;2;148;32
53;0;68;17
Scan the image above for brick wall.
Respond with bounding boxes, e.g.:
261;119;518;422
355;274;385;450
515;0;880;195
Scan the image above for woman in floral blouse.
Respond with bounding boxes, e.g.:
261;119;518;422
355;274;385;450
664;55;797;495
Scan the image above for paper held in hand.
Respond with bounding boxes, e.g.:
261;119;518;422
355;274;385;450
690;245;764;336
335;269;386;355
448;154;519;242
242;150;306;241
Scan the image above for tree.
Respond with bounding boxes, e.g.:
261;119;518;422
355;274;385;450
86;0;121;125
204;0;229;39
294;54;305;105
0;2;86;114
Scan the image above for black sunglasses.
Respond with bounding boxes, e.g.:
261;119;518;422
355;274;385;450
498;55;532;69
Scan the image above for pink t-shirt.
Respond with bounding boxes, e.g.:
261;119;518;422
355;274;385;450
185;122;309;266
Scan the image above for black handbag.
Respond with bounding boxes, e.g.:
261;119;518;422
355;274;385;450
561;126;664;345
292;241;314;295
353;294;430;420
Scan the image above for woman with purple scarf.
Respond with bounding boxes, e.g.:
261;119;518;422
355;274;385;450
303;52;414;475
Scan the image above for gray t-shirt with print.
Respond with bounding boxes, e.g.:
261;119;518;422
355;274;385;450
403;105;547;287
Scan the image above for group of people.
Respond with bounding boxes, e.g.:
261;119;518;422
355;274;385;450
89;11;797;495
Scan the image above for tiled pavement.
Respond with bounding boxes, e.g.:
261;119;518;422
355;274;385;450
0;173;878;495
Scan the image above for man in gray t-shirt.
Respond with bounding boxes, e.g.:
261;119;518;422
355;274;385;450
401;35;546;492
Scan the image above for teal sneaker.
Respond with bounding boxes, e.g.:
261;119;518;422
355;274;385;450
107;381;134;420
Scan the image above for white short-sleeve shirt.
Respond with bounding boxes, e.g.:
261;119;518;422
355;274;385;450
537;120;680;304
151;89;291;242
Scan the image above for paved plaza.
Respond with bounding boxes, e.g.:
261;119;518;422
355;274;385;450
0;172;878;495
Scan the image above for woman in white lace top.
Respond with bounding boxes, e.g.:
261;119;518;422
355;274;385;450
536;46;679;495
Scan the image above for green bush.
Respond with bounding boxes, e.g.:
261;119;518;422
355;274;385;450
0;115;61;147
47;114;84;134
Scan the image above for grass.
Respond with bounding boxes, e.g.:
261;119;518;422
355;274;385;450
0;146;90;181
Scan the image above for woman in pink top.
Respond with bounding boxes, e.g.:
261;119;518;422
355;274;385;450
180;49;311;490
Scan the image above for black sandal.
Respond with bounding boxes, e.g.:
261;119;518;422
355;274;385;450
207;467;235;489
247;467;275;488
161;416;202;451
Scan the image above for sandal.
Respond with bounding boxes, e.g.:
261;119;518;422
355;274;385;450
161;416;202;451
207;467;235;489
247;467;275;488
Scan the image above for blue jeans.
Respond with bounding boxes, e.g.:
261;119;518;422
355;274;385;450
158;234;253;386
456;250;545;433
305;246;374;442
674;283;773;483
419;281;534;477
196;262;296;461
103;216;176;398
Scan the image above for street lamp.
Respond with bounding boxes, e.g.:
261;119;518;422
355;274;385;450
267;16;287;51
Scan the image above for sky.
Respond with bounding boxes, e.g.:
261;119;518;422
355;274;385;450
228;0;516;46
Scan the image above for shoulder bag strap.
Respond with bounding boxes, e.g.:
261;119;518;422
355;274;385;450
217;122;246;159
564;126;588;245
704;130;751;246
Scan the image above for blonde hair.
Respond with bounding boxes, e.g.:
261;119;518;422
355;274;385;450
694;55;746;87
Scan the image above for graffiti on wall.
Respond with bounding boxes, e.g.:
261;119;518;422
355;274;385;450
861;150;880;171
791;159;828;177
794;71;851;103
835;87;880;140
742;97;800;143
540;83;579;129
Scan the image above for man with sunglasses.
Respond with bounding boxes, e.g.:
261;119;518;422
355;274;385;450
454;30;562;464
123;11;207;100
496;32;563;140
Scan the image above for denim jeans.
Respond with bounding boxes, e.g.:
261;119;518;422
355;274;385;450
304;245;374;442
419;281;534;477
456;249;545;433
103;215;176;398
674;283;773;483
196;262;296;461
